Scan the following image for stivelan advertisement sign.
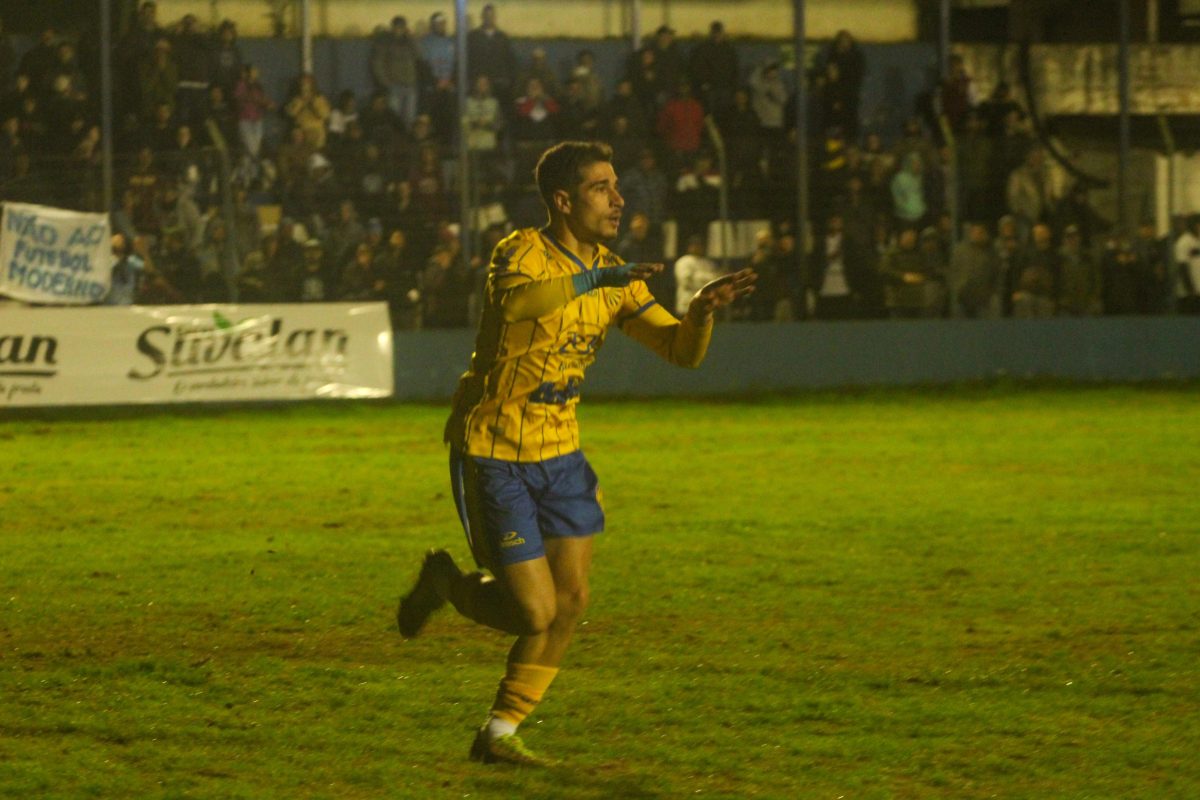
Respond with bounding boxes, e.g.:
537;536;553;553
0;303;394;406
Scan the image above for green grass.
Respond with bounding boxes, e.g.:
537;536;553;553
2;387;1199;799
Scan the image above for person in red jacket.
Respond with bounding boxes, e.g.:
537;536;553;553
656;81;705;171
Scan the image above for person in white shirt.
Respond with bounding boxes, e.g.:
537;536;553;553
674;234;722;316
1172;214;1200;314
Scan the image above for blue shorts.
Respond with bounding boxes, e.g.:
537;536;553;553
449;449;605;571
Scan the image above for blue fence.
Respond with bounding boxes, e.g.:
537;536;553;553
392;317;1200;400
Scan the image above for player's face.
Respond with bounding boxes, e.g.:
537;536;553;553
567;161;624;243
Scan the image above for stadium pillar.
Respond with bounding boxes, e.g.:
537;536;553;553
1118;0;1131;232
794;0;809;317
631;0;643;50
300;0;313;74
99;0;113;214
456;0;472;268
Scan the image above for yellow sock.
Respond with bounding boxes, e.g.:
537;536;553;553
490;662;559;727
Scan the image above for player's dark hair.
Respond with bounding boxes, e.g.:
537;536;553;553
534;141;614;212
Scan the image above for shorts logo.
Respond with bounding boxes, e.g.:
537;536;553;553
499;531;526;549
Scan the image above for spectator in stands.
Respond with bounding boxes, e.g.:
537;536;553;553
979;81;1023;138
194;217;234;303
558;77;599;141
0;115;21;178
233;63;272;182
468;4;518;110
375;227;422;328
1133;219;1172;314
754;225;801;321
940;54;977;133
674;234;721;316
421;223;469;327
605;114;643;174
465;74;502;155
815;61;858;143
285;72;331;149
327;90;359;143
358;90;403;155
570;50;603;111
519;47;561;103
296;238;330;301
137;259;186;304
234;236;274;304
47;41;87;105
210;20;242;98
0;71;31;122
620;148;669;230
628;47;662;122
603;78;649;138
1100;236;1144;316
657;82;705;171
819;30;866;142
324;198;365;287
156;225;203;300
1053;184;1109;250
673;150;720;247
371;15;420;128
20;28;59;100
207;80;237;141
1172;214;1200;314
124;145;162;233
717;87;764;218
171;14;211;128
105;233;146;306
512;77;560;143
948;221;1002;318
419;11;456;144
689;21;739;114
649;25;685;103
891;152;927;229
157;178;205;250
1007;146;1054;239
617;211;662;264
1011;223;1058;318
881;226;941;318
1057;224;1101;316
400;144;449;238
810;212;873;320
276;126;315;205
352;142;394;221
956;111;997;223
749;61;787;158
138;39;178;124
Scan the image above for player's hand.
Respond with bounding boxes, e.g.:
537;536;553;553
687;268;757;324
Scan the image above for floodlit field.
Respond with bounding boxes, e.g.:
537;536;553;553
2;387;1198;799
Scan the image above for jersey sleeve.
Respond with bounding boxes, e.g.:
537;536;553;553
615;281;713;368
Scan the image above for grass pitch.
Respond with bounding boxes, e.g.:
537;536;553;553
1;386;1198;799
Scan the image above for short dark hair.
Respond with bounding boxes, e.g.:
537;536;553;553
534;141;614;211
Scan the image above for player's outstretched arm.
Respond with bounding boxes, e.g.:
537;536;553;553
497;263;664;323
619;268;757;368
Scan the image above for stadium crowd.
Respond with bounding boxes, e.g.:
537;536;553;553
1;2;1197;323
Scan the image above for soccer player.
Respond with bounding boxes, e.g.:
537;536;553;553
397;141;755;766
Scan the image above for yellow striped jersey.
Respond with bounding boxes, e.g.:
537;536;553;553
445;227;712;462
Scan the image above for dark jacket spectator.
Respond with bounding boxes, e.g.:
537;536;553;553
688;21;739;113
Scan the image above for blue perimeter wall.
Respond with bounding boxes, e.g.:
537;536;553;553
392;318;1200;400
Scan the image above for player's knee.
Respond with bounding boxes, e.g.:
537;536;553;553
554;585;589;625
515;596;557;636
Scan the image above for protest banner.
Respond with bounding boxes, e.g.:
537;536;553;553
0;202;111;305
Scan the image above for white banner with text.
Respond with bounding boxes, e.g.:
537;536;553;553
0;202;111;305
0;303;394;407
